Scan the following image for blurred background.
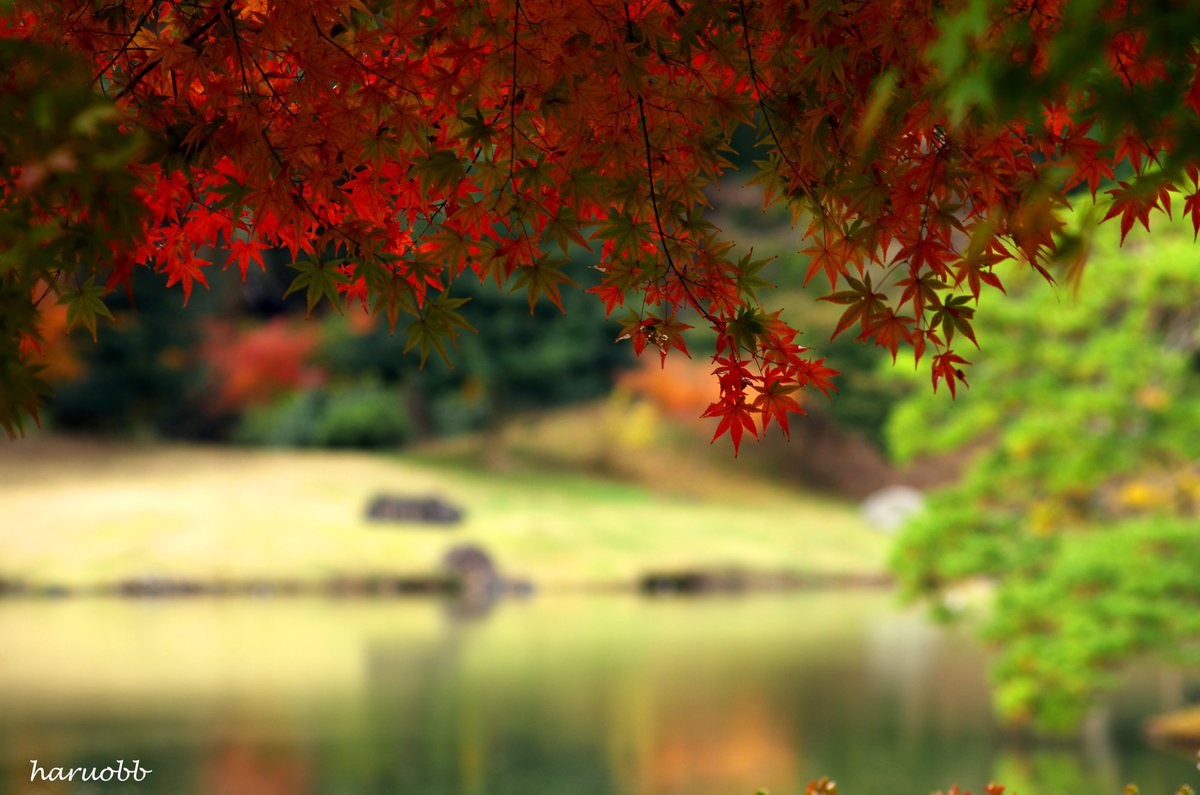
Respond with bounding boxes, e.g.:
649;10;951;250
2;176;1200;795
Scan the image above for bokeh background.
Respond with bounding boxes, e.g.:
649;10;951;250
2;175;1199;795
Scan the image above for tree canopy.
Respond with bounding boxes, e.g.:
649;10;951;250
4;0;1200;443
889;208;1200;733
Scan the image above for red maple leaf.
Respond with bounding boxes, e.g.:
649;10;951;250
931;351;971;398
753;373;804;437
1102;180;1173;244
703;394;759;456
164;256;210;306
226;237;269;280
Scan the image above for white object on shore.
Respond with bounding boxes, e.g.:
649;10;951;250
860;485;925;533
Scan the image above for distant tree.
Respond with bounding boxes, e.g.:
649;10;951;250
47;265;218;437
319;255;629;438
5;0;1200;450
888;210;1200;734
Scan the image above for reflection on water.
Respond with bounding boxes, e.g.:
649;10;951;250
0;593;1193;795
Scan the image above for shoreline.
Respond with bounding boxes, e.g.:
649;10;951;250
0;568;895;599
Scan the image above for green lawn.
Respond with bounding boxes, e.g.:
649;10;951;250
0;435;887;589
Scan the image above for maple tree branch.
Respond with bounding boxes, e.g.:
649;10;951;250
1110;55;1166;173
216;6;295;126
92;0;165;90
509;0;519;193
246;44;296;118
734;0;844;241
114;0;233;100
617;2;786;375
31;274;61;310
226;3;254;99
510;124;564;180
253;127;365;269
311;16;426;103
624;3;717;334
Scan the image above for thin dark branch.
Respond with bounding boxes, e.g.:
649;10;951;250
624;2;716;329
509;0;520;192
312;16;427;103
114;0;233;100
92;0;165;90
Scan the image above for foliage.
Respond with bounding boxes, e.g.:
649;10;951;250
230;252;625;447
888;210;1200;734
36;244;624;444
203;316;324;411
816;332;905;448
764;783;1196;795
46;265;216;437
758;778;1015;795
235;381;411;448
769;251;916;448
319;258;629;438
710;193;915;449
0;34;144;436
6;1;1200;447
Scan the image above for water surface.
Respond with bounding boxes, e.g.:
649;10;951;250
0;593;1193;795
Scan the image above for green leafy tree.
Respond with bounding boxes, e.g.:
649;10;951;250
888;208;1200;734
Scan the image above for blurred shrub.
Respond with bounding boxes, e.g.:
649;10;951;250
310;384;410;448
235;382;409;448
234;390;321;447
41;245;627;445
818;330;908;447
320;258;630;438
616;356;720;420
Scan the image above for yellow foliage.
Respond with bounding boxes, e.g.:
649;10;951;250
1006;437;1036;461
1115;480;1172;510
1134;385;1170;410
1028;501;1061;536
1174;469;1200;493
606;389;661;452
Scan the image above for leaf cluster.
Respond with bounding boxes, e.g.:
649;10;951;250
5;0;1200;448
0;37;144;436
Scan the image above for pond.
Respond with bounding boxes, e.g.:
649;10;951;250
0;592;1193;795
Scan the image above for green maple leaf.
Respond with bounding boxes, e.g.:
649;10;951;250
412;149;467;197
402;292;477;367
594;211;650;254
734;251;776;301
727;305;770;353
61;276;114;342
511;255;575;313
457;108;497;148
284;258;349;315
542;206;590;255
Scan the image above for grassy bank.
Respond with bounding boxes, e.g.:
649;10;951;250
0;435;886;591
